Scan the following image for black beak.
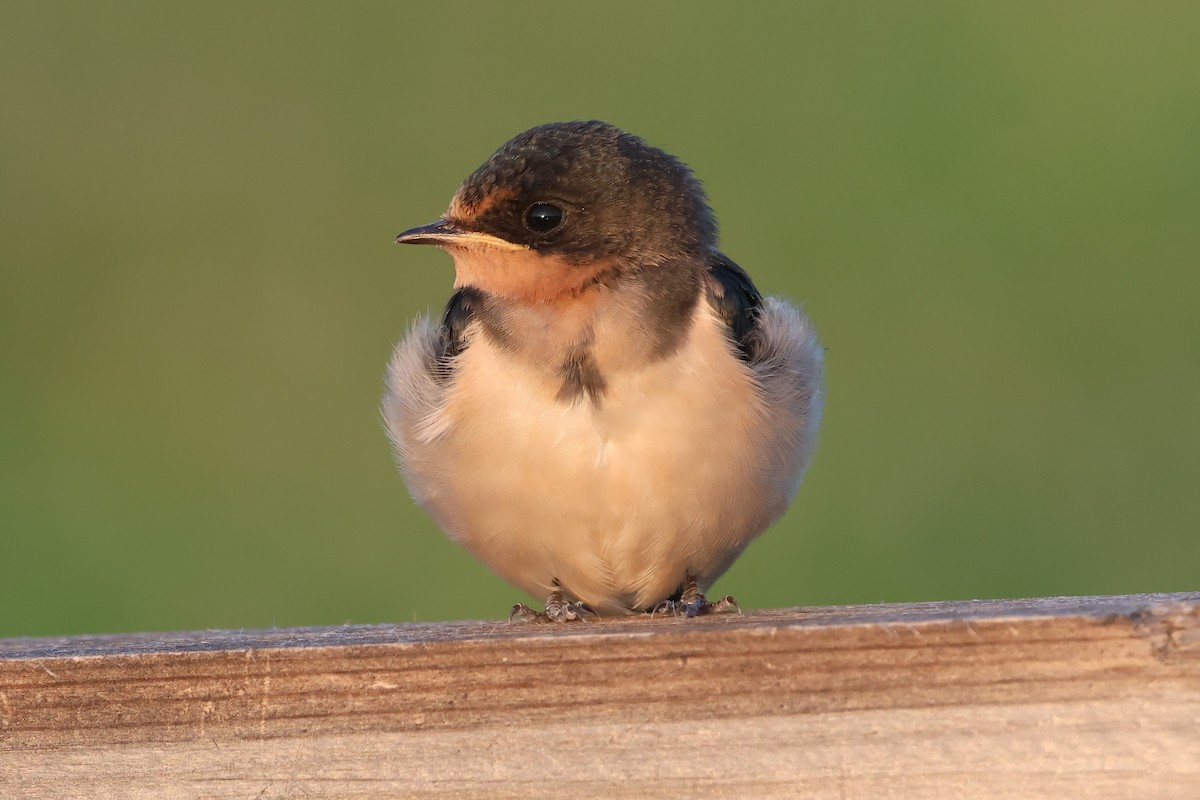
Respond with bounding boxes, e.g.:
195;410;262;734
394;219;463;246
394;219;528;251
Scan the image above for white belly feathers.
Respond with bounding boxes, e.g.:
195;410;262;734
384;298;822;614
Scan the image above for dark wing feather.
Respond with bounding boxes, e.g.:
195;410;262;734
705;252;764;361
432;287;483;379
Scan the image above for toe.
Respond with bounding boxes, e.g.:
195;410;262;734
509;603;541;623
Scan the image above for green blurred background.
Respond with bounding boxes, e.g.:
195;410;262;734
2;2;1198;638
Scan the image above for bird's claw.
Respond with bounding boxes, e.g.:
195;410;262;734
651;573;742;618
651;594;741;618
508;598;597;624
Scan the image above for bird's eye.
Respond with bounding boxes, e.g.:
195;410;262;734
524;203;564;234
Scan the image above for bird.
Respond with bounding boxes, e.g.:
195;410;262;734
383;121;824;621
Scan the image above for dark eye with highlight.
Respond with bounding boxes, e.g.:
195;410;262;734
524;202;564;234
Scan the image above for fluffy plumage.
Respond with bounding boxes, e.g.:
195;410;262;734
383;121;824;614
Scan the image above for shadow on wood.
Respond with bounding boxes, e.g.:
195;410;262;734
2;593;1199;798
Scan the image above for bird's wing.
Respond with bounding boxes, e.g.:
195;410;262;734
434;287;485;374
704;252;764;361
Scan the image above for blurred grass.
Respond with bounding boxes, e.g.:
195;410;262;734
2;2;1198;637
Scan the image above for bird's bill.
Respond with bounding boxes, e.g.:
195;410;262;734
394;220;527;251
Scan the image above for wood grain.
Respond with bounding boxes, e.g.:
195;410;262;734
2;594;1198;798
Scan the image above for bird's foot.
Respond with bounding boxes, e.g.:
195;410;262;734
651;575;741;618
651;594;740;618
508;586;597;623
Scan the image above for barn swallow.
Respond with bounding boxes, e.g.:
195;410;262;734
384;121;824;621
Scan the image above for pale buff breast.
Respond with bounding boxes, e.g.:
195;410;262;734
384;298;823;614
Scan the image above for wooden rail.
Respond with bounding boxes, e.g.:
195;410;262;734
2;593;1198;798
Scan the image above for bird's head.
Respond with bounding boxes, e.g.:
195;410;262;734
395;121;716;303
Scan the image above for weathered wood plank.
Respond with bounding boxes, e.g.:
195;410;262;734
2;594;1198;798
